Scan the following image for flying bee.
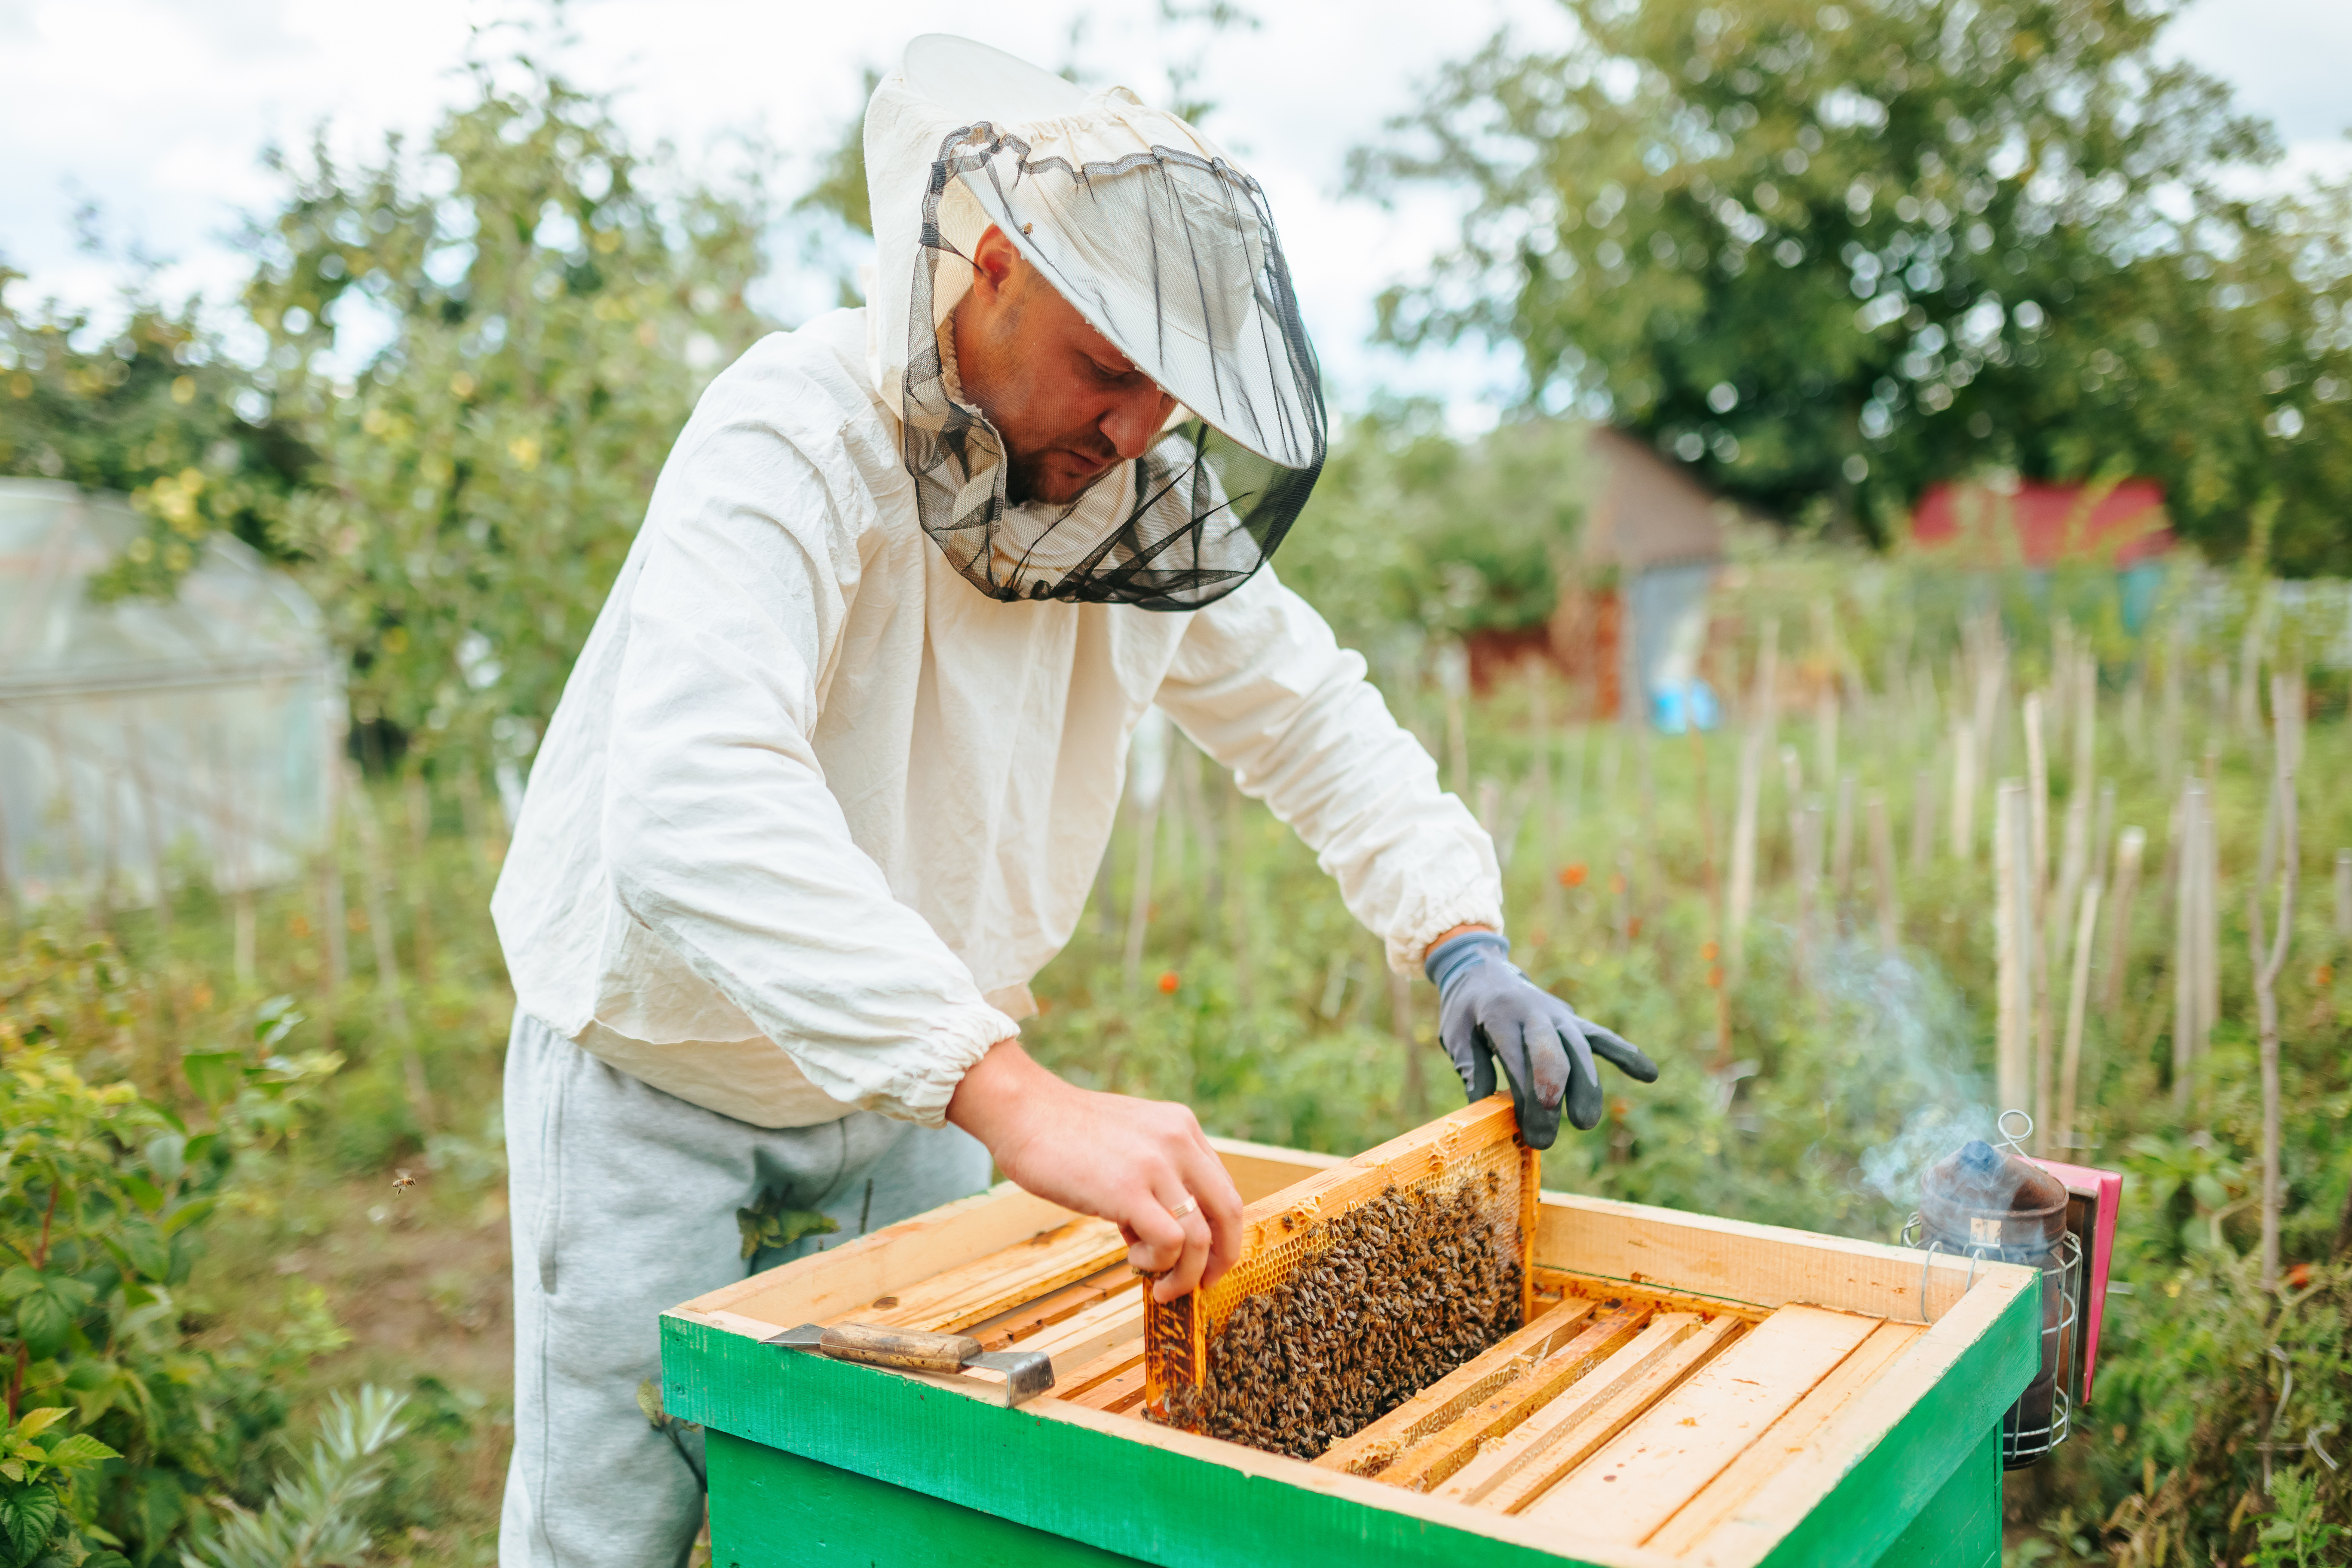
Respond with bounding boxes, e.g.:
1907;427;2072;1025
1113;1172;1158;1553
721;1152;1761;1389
391;1169;417;1194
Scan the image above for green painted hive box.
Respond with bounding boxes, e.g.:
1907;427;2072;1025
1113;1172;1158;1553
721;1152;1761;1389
662;1128;2038;1568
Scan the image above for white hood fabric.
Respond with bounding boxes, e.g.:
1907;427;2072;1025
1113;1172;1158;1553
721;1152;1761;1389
867;35;1325;609
488;52;1501;1131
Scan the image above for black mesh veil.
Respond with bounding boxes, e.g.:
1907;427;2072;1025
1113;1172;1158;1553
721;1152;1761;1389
902;125;1327;611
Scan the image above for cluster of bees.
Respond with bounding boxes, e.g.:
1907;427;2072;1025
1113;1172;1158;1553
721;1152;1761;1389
1168;1177;1522;1460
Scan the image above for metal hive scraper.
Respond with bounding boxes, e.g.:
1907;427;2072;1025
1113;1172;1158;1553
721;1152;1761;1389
766;1322;1055;1408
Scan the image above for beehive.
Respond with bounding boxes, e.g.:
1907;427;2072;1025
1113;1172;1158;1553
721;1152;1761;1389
664;1110;2040;1568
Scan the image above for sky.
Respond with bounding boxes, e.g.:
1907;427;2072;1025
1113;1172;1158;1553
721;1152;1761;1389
4;0;2347;427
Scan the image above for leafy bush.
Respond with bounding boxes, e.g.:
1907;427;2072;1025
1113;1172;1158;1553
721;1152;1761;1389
1;931;345;1563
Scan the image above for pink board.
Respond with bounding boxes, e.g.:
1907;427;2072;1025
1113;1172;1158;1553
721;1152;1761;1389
2028;1158;2123;1406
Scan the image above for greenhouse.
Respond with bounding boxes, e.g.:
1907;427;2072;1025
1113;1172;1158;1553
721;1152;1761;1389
0;478;341;918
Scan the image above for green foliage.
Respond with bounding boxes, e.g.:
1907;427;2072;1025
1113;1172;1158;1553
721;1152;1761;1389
0;930;346;1564
246;60;773;775
0;274;306;597
1283;409;1589;644
0;1404;126;1568
178;1387;410;1568
1359;0;2352;568
736;1191;839;1268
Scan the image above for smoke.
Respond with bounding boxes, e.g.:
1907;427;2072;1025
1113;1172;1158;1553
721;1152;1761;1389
1795;932;2000;1213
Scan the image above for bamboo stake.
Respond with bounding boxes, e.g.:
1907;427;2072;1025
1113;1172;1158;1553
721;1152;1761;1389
1950;719;1976;864
2057;877;2102;1152
1121;787;1162;995
1794;799;1823;977
1779;744;1804;879
2103;827;2146;1013
2172;782;2203;1109
2159;626;2184;798
347;767;435;1130
1814;688;1838;797
1532;665;1561;931
2024;693;2051;912
1689;712;1732;1066
1995;781;2031;1117
1830;772;1857;905
2246;675;2297;1290
1911;765;1936;873
2091;780;2117;889
1868;792;1899;953
1224;781;1254;1012
1439;641;1471;797
1725;621;1777;986
2196;779;2220;1053
403;769;435;989
1392;966;1425;1119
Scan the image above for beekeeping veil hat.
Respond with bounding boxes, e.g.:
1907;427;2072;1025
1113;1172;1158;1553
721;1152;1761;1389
864;34;1326;609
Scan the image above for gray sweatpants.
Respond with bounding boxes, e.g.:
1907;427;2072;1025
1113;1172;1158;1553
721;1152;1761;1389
499;1013;991;1567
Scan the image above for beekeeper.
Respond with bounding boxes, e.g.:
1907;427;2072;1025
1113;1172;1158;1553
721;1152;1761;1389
490;33;1655;1565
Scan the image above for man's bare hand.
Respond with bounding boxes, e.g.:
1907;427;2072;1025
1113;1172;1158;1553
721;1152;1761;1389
946;1041;1242;1303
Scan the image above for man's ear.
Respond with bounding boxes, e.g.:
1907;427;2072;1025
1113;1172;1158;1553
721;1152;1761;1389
968;225;1020;303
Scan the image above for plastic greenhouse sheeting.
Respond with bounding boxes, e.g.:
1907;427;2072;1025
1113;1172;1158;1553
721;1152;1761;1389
0;479;341;910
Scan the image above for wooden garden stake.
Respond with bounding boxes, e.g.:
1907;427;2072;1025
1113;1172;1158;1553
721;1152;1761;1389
1726;620;1777;987
1994;781;2032;1118
1531;665;1561;929
1689;713;1733;1066
1814;689;1838;797
2172;782;2204;1109
1391;967;1425;1119
1867;792;1899;953
347;765;435;1131
1794;799;1823;977
2056;878;2102;1152
403;768;436;988
1437;640;1470;796
2023;693;2051;914
1221;781;1253;1000
2245;675;2297;1290
2091;780;2116;888
1121;787;1161;995
1949;719;1976;864
1830;772;1857;905
1911;766;1936;873
2103;827;2145;1013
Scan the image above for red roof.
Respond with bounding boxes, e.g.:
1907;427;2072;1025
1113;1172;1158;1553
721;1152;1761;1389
1910;479;2173;567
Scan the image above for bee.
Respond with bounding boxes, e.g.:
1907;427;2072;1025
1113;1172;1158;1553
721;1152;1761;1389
391;1169;417;1195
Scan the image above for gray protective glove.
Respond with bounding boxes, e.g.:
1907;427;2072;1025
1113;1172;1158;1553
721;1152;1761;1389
1423;931;1659;1150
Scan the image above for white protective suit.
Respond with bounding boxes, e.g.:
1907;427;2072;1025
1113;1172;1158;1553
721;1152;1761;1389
490;42;1503;1135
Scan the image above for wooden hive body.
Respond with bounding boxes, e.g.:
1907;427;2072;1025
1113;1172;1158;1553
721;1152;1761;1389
665;1127;2040;1568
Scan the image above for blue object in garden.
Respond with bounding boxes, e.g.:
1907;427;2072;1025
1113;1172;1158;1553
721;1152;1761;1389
1651;680;1720;734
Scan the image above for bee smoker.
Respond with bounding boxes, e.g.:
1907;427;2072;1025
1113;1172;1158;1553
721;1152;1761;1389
1906;1126;2079;1468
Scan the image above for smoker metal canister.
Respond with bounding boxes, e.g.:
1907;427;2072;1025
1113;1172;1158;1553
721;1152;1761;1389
1918;1139;2072;1467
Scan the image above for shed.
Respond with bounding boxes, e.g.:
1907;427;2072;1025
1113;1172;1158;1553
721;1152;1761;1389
1910;479;2174;632
1554;429;1729;729
0;479;341;914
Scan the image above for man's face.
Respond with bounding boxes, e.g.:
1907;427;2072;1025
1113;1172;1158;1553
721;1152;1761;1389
952;226;1179;508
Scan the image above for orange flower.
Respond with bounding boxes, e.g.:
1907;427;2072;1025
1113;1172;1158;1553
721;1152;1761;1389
2288;1262;2312;1289
1559;864;1588;888
1701;940;1718;963
1157;971;1180;995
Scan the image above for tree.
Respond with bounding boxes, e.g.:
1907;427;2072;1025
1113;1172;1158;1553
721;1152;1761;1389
0;273;309;599
245;59;772;781
1357;0;2352;570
